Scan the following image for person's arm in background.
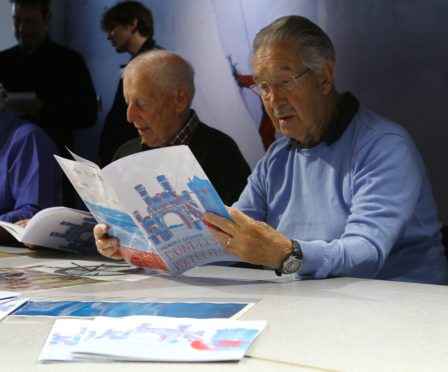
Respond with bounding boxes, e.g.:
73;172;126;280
0;123;62;223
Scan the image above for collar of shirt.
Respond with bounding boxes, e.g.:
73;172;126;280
288;92;360;151
17;34;51;57
140;110;200;151
120;38;158;69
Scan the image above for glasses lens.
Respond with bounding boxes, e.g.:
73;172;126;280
250;84;262;96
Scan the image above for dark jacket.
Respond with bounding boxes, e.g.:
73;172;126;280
0;36;97;151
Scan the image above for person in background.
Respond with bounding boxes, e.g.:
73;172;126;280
0;83;62;242
93;50;251;260
0;0;97;207
98;0;162;166
202;15;448;284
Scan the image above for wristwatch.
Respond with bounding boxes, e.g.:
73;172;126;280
275;239;303;276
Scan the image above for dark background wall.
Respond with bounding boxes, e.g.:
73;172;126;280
1;0;448;222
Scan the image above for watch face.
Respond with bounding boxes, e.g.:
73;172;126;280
283;256;302;274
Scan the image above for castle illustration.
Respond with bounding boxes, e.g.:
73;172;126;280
133;175;223;245
49;217;96;251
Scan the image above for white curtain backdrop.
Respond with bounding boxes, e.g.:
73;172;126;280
59;0;448;221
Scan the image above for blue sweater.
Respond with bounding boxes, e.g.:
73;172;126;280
0;111;62;222
235;105;448;284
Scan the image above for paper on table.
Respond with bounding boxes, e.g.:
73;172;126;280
0;291;27;320
17;259;146;282
0;291;20;300
39;316;266;363
38;319;92;362
13;300;252;319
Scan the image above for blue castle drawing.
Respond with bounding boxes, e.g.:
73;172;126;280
49;217;96;251
133;175;223;245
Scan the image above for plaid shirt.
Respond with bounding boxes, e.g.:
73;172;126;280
168;110;200;146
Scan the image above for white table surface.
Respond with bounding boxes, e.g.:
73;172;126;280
1;247;448;372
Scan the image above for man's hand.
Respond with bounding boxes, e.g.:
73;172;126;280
203;207;292;269
14;219;29;227
93;224;123;260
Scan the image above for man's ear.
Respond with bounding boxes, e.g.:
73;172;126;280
174;86;189;113
320;60;335;95
130;17;139;33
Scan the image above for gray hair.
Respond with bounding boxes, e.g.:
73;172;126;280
123;50;195;105
253;15;335;72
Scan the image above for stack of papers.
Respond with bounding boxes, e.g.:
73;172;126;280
0;291;28;320
39;316;266;362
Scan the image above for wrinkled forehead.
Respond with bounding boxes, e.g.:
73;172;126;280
123;69;157;98
252;43;303;80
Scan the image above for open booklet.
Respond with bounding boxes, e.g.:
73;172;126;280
0;207;96;252
54;145;238;275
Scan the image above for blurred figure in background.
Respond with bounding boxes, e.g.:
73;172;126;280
0;0;98;207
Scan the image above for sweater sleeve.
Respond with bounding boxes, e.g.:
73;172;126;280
0;125;62;222
298;133;429;279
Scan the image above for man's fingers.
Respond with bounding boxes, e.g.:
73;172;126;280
93;223;108;240
208;227;230;247
228;207;252;224
94;223;122;259
203;212;234;233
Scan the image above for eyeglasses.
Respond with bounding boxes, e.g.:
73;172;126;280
250;68;311;97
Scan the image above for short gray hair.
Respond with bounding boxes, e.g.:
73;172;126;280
124;50;195;105
253;15;335;72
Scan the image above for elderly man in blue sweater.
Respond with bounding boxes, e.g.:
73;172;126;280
203;15;448;284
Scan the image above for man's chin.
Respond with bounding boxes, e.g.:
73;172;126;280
19;40;40;51
114;46;126;54
141;138;161;148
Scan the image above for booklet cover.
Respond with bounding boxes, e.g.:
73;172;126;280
54;145;238;274
39;316;266;362
0;207;96;253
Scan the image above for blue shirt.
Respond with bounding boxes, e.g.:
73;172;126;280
0;110;62;222
235;100;448;284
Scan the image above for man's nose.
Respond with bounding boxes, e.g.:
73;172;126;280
268;86;287;107
126;101;138;123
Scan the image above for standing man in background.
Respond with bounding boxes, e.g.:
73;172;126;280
0;0;97;207
98;0;162;166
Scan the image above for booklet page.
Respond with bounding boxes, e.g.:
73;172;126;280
56;146;238;274
101;145;237;274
